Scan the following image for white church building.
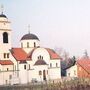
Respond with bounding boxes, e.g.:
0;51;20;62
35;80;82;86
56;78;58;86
0;10;61;85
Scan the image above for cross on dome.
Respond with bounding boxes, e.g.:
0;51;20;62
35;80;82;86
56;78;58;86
28;24;30;34
0;5;4;14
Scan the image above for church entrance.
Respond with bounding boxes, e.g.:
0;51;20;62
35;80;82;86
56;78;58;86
43;70;46;81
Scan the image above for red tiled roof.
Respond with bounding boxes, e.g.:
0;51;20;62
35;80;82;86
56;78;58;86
27;48;36;60
77;57;90;73
0;60;14;65
11;48;27;61
28;48;60;60
46;48;60;59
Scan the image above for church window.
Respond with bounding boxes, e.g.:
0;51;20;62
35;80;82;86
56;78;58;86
50;63;52;68
39;70;42;75
56;63;58;67
4;53;6;58
7;53;9;58
3;32;8;43
9;75;12;79
38;56;39;60
40;55;41;59
24;65;26;70
27;42;29;48
34;42;36;47
38;55;43;60
7;68;9;71
42;56;43;60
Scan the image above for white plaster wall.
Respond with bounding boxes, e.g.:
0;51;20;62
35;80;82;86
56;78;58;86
2;65;13;71
48;60;61;79
66;65;78;77
19;63;28;84
0;21;11;30
0;17;9;22
2;72;13;85
33;65;48;82
10;54;18;71
0;65;13;85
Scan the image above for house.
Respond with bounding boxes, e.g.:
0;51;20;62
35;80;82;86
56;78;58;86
0;10;61;85
66;57;90;78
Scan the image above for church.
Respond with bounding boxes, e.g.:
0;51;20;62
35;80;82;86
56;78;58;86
0;10;61;85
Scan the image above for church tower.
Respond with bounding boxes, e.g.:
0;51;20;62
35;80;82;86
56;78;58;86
0;6;12;60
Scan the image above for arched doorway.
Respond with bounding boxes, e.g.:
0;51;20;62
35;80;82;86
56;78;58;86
43;70;46;81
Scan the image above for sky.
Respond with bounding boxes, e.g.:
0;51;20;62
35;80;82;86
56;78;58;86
0;0;90;57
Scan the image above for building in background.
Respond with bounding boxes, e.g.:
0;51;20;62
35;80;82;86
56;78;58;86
66;56;90;78
0;10;61;85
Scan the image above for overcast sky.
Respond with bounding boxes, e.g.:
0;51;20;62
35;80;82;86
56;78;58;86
1;0;90;57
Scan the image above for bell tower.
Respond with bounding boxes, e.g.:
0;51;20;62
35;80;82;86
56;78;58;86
0;6;12;60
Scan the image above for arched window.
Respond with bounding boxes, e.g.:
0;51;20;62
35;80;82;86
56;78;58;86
24;65;26;70
50;63;52;68
34;42;36;47
56;63;58;67
40;55;41;59
7;53;9;58
3;32;8;43
27;42;29;48
39;71;42;75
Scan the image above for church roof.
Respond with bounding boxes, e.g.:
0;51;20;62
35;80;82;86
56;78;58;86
0;60;13;65
76;58;90;74
28;48;60;60
0;13;7;18
11;48;27;61
34;59;47;65
21;33;39;40
45;48;60;59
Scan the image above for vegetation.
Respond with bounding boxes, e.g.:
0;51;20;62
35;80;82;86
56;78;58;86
0;78;90;90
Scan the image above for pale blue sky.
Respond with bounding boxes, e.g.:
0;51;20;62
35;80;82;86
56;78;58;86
1;0;90;57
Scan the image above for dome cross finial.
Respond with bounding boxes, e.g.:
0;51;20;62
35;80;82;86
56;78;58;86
28;24;30;34
0;5;4;14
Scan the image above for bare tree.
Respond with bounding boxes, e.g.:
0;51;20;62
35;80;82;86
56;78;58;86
54;47;69;60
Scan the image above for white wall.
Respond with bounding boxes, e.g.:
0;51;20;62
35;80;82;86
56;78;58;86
32;48;50;64
33;65;48;82
20;40;40;53
0;65;13;85
49;60;61;80
66;65;78;78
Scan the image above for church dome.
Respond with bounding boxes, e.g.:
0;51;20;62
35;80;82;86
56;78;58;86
0;13;7;18
21;33;39;40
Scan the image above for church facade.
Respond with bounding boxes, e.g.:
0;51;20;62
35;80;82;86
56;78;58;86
0;11;61;85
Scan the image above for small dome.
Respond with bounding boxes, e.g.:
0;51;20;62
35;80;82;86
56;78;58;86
21;33;39;40
0;13;7;18
34;60;47;65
